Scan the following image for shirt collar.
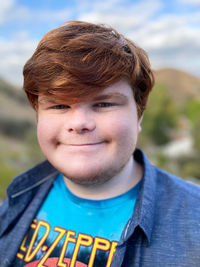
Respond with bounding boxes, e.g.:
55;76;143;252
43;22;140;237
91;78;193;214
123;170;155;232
7;160;58;199
120;149;157;245
1;161;58;238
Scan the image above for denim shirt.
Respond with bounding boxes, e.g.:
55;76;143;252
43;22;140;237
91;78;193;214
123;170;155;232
1;149;200;266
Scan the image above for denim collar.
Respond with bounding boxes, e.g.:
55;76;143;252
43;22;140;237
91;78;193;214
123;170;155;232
0;161;58;237
119;149;157;246
7;160;58;199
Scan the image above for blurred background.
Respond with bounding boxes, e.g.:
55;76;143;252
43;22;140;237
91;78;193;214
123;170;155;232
0;0;200;200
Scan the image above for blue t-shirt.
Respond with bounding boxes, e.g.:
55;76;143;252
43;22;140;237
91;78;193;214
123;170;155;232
15;174;141;267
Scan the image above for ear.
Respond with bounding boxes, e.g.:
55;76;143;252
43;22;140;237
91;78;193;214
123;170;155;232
138;115;143;133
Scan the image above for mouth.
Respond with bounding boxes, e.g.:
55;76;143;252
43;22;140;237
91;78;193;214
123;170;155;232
69;141;106;146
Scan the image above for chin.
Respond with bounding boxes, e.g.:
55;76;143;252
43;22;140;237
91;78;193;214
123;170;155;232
53;157;101;182
62;168;110;185
50;155;129;186
62;160;127;186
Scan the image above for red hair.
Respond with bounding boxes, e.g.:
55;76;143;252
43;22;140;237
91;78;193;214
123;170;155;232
23;20;154;117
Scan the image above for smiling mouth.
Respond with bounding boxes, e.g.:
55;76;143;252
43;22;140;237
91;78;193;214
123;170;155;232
69;142;105;146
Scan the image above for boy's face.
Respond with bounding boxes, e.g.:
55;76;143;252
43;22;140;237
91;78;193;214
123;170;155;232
37;79;142;185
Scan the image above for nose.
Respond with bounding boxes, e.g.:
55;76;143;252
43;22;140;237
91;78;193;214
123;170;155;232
66;106;96;134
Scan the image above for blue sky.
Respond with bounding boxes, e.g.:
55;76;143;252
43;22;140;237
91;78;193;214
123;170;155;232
0;0;200;86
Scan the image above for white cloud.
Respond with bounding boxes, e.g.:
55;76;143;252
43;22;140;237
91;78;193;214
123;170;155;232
78;0;162;33
0;0;14;24
177;0;200;6
0;0;73;26
0;0;30;25
0;34;38;86
130;14;200;49
130;13;200;77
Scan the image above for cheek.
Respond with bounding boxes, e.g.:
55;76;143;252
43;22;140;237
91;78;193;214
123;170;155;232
37;117;59;148
103;115;139;145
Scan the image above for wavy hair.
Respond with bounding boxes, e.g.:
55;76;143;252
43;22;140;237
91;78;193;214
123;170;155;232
23;20;154;117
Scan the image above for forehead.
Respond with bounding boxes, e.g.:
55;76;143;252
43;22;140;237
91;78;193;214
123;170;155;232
99;80;133;96
38;79;134;104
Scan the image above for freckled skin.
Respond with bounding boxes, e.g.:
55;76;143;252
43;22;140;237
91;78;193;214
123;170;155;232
37;80;142;197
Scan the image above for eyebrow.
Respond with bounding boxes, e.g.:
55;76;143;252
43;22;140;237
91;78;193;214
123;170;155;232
38;98;57;105
38;93;129;105
93;93;128;102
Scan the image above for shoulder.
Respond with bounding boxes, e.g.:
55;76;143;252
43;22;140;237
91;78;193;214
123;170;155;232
135;148;200;217
152;166;200;226
155;166;200;201
0;160;58;217
133;150;200;262
147;167;200;259
136;148;200;210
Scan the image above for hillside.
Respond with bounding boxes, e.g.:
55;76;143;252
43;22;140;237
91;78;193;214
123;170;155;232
155;68;200;104
0;79;42;199
0;78;35;122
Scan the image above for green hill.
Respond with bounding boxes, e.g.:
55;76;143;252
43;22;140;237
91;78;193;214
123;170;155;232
0;79;43;199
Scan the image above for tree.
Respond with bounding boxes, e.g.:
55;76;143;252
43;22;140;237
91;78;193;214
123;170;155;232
140;84;178;146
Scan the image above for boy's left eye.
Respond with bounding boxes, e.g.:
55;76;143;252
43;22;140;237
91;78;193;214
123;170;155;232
94;102;115;108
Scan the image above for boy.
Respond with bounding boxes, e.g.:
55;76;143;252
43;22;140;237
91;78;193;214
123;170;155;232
1;21;200;267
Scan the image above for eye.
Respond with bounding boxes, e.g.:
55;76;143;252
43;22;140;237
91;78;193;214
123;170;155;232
51;104;70;110
94;102;115;108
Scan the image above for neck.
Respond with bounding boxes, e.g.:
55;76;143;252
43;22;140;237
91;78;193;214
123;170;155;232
63;157;143;200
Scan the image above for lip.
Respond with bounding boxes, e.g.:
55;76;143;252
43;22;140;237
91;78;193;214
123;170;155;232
69;142;105;146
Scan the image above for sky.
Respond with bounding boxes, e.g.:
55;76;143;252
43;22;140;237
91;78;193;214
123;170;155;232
0;0;200;87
